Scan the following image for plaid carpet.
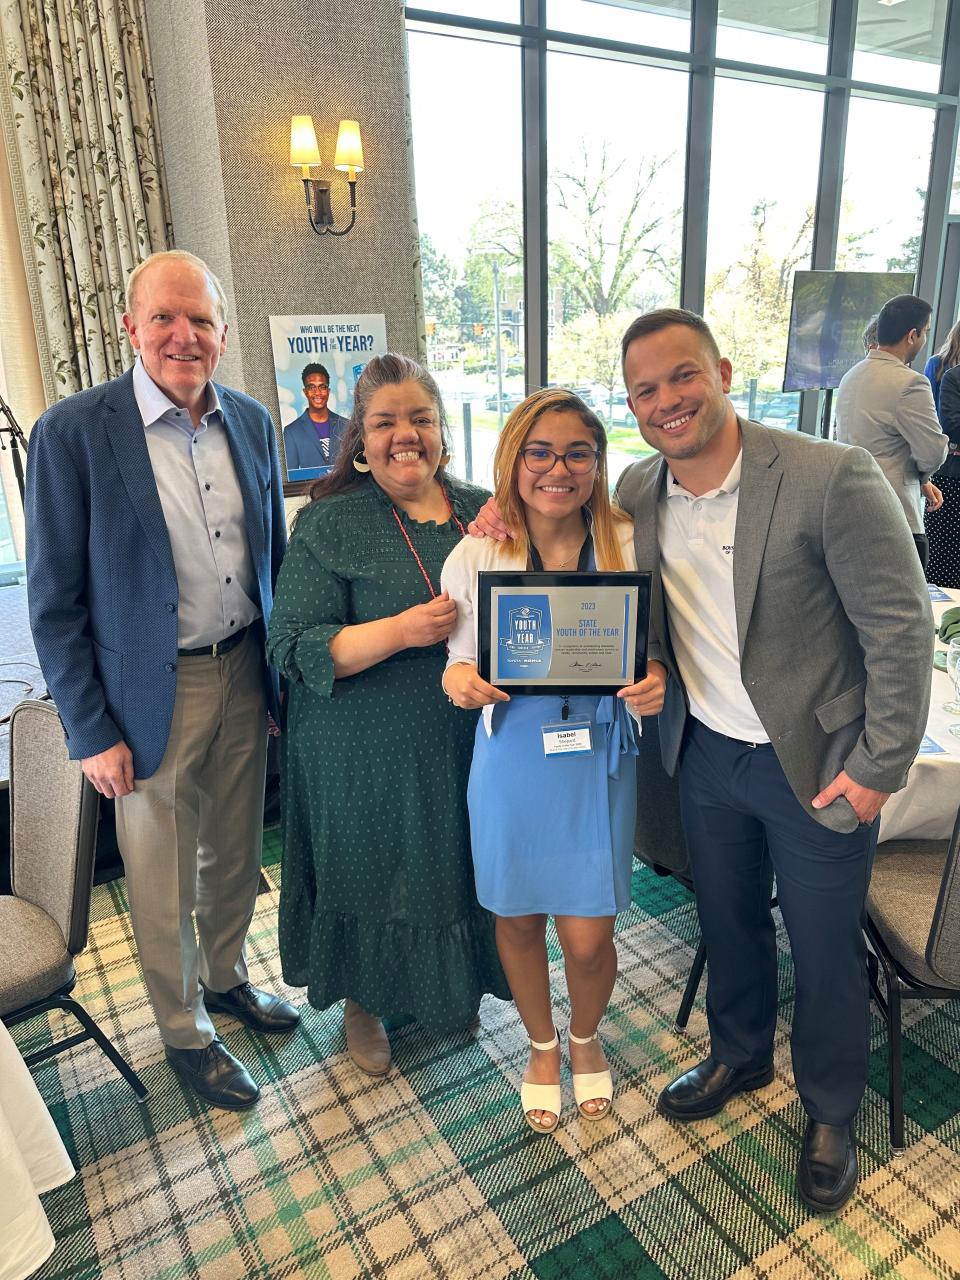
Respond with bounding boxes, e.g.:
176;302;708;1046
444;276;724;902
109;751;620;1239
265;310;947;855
14;829;960;1280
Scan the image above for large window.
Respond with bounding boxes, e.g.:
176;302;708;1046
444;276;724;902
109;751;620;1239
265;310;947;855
547;0;690;52
407;31;524;485
853;0;947;93
716;1;828;74
547;49;686;482
406;0;960;446
705;78;825;430
837;96;936;274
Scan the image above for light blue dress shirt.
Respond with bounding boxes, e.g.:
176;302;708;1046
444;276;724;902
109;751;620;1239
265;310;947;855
133;358;259;648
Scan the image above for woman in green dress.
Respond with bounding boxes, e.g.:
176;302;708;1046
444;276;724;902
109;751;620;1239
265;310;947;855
267;354;509;1075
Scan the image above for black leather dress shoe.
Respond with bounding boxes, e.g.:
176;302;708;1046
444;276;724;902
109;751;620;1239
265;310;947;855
797;1120;858;1212
165;1037;260;1110
658;1055;775;1120
202;982;300;1034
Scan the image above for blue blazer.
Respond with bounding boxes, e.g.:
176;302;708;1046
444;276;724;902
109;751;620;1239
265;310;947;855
25;369;286;779
283;409;349;470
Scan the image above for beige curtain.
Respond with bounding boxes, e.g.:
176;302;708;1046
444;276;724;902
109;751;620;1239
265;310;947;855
0;127;44;560
0;0;172;400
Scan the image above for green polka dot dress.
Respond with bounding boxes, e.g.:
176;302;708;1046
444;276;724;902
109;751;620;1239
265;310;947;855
267;475;510;1031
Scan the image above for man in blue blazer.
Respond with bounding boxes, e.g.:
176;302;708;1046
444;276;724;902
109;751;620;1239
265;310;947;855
282;361;349;471
26;250;299;1110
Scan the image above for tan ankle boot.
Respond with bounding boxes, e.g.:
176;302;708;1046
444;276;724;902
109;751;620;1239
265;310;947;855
344;999;391;1076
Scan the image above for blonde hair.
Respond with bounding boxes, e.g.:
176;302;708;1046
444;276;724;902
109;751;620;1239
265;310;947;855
935;320;960;376
124;250;228;322
492;388;630;570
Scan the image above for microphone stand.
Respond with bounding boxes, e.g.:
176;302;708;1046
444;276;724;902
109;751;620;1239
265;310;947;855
0;389;28;505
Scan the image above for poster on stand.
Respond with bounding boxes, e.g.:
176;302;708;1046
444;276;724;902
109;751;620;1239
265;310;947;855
269;313;387;484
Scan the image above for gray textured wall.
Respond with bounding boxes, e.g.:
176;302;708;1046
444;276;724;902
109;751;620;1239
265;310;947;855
143;0;423;421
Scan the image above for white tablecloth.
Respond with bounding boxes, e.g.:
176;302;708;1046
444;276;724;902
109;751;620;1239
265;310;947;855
879;587;960;843
0;1022;75;1280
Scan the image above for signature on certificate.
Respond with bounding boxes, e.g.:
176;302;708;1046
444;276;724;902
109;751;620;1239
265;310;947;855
570;660;602;673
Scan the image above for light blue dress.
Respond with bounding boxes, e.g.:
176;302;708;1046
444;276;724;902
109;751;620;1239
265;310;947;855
466;537;640;918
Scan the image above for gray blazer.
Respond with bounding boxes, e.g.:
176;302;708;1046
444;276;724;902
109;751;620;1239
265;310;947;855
616;419;933;834
835;349;947;533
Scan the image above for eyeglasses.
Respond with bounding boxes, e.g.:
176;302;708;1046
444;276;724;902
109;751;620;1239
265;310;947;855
305;381;329;391
520;445;599;475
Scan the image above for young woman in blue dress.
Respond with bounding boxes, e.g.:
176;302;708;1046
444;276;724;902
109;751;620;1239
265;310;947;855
441;389;667;1132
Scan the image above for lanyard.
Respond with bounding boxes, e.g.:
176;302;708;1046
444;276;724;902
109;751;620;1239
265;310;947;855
391;494;466;600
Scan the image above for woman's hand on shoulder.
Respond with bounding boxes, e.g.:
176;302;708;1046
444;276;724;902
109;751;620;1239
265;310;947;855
467;496;513;541
442;661;510;709
396;590;458;649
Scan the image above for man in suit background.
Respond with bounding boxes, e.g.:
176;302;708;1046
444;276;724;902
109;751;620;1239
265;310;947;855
615;309;932;1211
282;361;349;471
26;250;299;1111
835;293;947;569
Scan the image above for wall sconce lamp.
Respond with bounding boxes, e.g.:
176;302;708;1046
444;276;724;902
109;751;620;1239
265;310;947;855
290;115;364;237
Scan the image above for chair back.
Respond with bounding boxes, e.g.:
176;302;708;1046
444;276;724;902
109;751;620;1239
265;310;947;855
8;700;100;955
925;802;960;988
633;715;691;885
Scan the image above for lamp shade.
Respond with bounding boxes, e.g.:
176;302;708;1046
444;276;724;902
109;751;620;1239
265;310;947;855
290;115;321;167
334;120;364;173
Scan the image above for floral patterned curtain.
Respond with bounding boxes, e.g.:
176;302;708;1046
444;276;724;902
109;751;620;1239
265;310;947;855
0;0;172;399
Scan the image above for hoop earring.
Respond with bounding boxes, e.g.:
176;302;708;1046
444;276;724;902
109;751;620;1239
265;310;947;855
353;451;371;473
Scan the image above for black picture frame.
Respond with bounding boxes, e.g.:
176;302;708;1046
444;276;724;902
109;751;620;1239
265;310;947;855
477;570;651;696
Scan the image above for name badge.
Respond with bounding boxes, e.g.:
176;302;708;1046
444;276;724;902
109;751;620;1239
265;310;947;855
542;718;593;757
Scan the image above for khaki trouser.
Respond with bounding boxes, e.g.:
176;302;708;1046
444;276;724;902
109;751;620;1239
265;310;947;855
115;630;267;1048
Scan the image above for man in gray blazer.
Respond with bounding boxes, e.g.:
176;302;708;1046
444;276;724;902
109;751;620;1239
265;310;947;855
835;293;947;569
616;309;932;1212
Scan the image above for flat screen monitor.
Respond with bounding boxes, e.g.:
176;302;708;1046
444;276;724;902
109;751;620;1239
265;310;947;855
783;270;915;392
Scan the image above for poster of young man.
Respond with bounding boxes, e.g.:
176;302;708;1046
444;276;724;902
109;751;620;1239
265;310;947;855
270;313;387;481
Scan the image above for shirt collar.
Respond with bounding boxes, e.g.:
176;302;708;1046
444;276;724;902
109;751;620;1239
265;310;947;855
133;356;222;428
665;450;742;502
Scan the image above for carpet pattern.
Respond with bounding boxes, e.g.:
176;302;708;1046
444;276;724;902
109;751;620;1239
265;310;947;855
14;833;960;1279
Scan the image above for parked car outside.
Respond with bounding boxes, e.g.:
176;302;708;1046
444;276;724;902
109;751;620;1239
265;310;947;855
604;392;635;426
484;391;525;412
756;393;801;430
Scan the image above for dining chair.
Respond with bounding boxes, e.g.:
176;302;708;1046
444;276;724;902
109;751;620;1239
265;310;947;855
864;800;960;1151
0;700;148;1100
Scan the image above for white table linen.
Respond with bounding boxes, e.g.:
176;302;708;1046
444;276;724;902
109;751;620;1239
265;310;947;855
0;1021;75;1280
879;588;960;842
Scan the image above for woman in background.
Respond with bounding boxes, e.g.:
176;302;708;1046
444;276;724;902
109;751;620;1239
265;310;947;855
442;389;666;1133
925;321;960;586
268;354;508;1075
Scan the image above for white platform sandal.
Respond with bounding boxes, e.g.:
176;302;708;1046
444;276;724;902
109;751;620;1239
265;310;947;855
520;1030;562;1133
569;1029;613;1120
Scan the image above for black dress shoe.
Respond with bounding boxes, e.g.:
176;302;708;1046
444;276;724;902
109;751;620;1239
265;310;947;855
797;1120;858;1213
202;981;301;1034
165;1037;260;1110
658;1055;775;1120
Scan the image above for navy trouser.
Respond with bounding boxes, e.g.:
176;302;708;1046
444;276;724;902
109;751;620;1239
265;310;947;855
678;718;878;1125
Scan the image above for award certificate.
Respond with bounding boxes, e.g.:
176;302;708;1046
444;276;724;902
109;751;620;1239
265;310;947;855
477;571;651;696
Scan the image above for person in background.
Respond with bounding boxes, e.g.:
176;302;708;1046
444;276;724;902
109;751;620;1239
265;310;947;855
441;389;666;1133
26;251;298;1112
923;318;960;414
267;353;509;1077
862;315;879;354
282;362;349;471
928;351;960;586
835;294;946;571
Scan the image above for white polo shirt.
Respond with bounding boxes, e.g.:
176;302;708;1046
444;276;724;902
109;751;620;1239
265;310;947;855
658;452;769;744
